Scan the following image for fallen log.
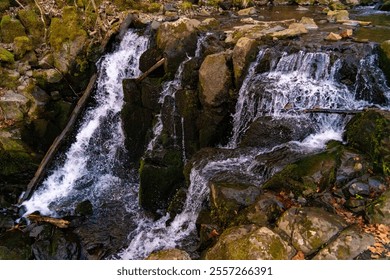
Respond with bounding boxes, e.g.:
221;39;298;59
136;58;165;83
20;74;97;203
302;108;364;115
27;214;70;229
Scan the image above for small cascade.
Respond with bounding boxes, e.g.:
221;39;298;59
22;30;149;217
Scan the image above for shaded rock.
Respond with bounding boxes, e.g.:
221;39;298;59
199;51;232;107
0;0;10;12
313;225;375;259
146;249;191;260
347;180;370;197
325;32;342;41
379;40;390;82
380;0;390;11
139;48;164;77
0;230;32;259
345;109;390;175
0;15;26;43
327;10;349;23
345;197;366;213
335;148;368;186
205;225;296;259
263;149;338;197
340;29;353;39
367;189;390;225
232;37;258;87
156;17;200;74
75;200;93;216
239;116;313;149
277;207;347;255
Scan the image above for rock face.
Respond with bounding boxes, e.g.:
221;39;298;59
367;189;390;226
232;37;258;87
205;225;296;260
345;109;390;175
146;249;191;260
199;51;232;107
277;207;347;255
313;225;375;260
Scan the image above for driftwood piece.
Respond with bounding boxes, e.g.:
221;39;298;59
20;74;97;203
302;108;364;115
136;58;165;83
27;214;70;229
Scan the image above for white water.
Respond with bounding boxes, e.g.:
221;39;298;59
22;30;149;216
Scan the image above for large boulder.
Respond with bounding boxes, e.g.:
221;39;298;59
17;8;45;47
0;90;30;122
313;225;375;260
270;23;308;40
199;51;232;107
232;37;258;87
156;17;200;74
0;15;26;43
327;10;349;23
277;207;347;255
345;109;390;175
205;225;296;260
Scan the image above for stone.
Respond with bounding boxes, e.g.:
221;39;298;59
345;109;390;175
347;180;370;196
295;0;316;5
345;0;361;6
340;29;353;38
327;10;349;23
339;20;371;26
13;36;33;58
146;249;191;260
0;47;14;64
277;207;347;255
232;37;258;87
199;51;232;107
326;32;342;41
379;40;390;82
0;230;32;259
200;18;220;30
237;7;257;16
300;17;318;30
17;8;45;47
367;189;390;226
270;23;308;40
0;15;26;43
313;225;375;259
380;0;390;11
205;225;296;260
0;91;30;121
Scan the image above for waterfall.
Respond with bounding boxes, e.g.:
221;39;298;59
22;30;149;217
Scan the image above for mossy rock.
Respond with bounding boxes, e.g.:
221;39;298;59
0;46;14;63
0;0;10;13
17;8;45;47
13;36;33;58
263;149;338;197
379;40;390;83
380;0;390;11
0;230;32;259
366;189;390;226
146;249;191;260
205;225;296;260
345;109;390;175
0;15;26;43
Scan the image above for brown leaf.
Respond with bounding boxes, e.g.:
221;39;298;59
292;251;305;260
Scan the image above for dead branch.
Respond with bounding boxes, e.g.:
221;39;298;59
27;214;70;228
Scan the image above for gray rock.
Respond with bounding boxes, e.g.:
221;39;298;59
367;189;390;226
277;207;347;255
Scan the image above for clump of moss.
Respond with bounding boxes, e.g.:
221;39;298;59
0;47;14;64
17;8;45;47
0;0;10;13
13;36;33;58
180;1;193;10
0;15;26;43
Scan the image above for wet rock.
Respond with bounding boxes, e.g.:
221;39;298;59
277;207;347;255
263;150;338;197
325;32;342;41
139;48;164;77
239;116;313;149
313;225;375;260
0;230;32;259
379;40;390;82
232;37;258;87
75;200;93;216
339;20;371;27
237;7;257;16
0;15;26;43
347;180;370;197
327;10;349;23
199;51;232;107
156;17;200;74
366;189;390;225
345;197;366;213
205;225;296;260
340;29;353;39
146;249;191;260
345;109;390;175
299;17;318;30
335;148;368;186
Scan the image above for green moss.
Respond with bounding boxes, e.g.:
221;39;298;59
0;0;10;12
0;15;26;43
180;1;193;10
148;2;162;13
17;8;44;47
0;46;14;63
269;237;286;260
13;36;33;58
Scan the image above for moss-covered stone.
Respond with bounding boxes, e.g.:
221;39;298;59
345;109;390;175
13;36;33;58
18;8;45;47
0;47;14;64
205;225;295;260
146;249;191;260
0;15;26;43
366;189;390;225
0;0;10;13
232;37;257;88
0;230;32;260
379;40;390;83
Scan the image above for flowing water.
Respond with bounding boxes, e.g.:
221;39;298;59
20;28;390;260
22;30;149;217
